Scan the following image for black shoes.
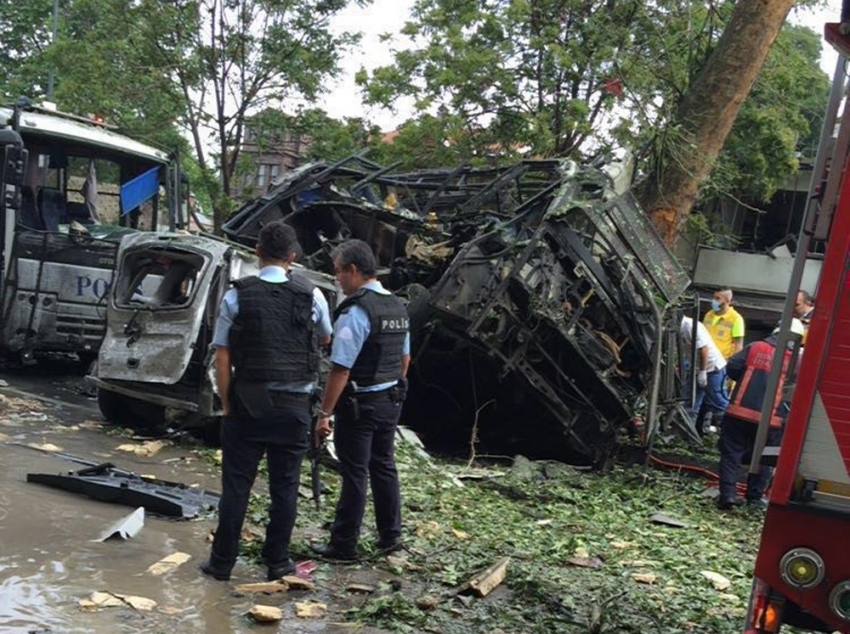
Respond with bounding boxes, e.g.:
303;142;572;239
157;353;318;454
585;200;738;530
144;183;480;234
309;542;357;561
199;559;231;581
375;539;403;554
717;496;745;510
200;557;298;581
267;558;296;581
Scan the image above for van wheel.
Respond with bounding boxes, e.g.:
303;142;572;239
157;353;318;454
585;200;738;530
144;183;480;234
97;388;165;429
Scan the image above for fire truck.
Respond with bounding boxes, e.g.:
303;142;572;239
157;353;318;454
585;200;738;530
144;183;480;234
743;15;850;634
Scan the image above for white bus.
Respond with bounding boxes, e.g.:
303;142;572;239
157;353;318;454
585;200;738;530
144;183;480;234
0;102;182;366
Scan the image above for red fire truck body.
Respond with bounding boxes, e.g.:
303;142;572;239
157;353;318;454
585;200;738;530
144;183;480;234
744;23;850;634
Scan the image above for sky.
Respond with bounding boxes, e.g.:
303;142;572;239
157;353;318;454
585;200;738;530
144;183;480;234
320;0;846;133
322;0;417;131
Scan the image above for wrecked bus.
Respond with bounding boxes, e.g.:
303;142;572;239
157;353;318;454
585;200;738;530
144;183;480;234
0;102;181;365
93;153;688;465
221;155;688;464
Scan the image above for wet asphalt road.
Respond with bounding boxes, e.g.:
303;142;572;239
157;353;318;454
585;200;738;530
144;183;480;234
0;364;397;634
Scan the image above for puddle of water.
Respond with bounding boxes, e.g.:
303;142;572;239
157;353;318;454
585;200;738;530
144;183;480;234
0;384;402;634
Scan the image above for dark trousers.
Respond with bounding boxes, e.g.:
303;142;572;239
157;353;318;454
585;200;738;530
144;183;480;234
330;393;403;550
718;415;783;501
210;397;310;572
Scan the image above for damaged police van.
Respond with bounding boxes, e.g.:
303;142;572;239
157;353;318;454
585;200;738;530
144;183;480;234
89;233;338;431
0;102;181;365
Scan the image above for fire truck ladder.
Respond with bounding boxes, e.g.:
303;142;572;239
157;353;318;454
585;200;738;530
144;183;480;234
749;45;850;483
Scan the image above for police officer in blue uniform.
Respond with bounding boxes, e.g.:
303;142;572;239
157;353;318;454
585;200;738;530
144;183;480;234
201;221;332;581
311;239;410;560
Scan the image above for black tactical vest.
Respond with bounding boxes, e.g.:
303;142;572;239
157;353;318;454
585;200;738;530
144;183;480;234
230;274;319;383
334;287;409;386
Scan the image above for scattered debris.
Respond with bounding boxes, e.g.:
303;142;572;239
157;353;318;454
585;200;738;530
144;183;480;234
451;528;470;540
27;442;63;452
510;455;539;481
240;525;264;543
119;594;157;611
700;571;732;591
566;556;604;569
146;552;191;576
27;462;219;518
346;583;376;594
459;557;510;598
79;591;157;611
416;595;440;611
415;520;442;540
397;426;431;460
649;513;690;528
386;555;420;571
95;507;145;541
631;572;658;585
235;581;288;594
115;440;166;457
294;601;327;618
282;575;316;591
248;605;283;622
294;560;317;579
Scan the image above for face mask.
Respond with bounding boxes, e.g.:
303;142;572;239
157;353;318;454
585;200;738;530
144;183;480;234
711;299;722;312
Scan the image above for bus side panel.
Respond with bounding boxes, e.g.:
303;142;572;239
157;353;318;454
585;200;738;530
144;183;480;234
2;231;118;354
753;504;850;632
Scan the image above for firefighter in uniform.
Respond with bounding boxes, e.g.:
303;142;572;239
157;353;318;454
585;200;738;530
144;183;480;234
311;239;410;560
716;318;805;510
201;221;332;581
703;287;745;359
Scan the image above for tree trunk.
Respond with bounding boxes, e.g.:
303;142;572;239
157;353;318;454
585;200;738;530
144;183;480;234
636;0;795;245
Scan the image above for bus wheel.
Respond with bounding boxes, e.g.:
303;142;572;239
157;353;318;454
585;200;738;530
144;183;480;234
97;389;165;429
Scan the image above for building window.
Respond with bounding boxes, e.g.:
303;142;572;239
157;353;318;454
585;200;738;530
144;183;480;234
255;163;281;189
255;164;269;188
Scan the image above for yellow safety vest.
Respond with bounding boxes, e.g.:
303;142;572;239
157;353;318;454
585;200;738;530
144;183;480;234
703;307;744;359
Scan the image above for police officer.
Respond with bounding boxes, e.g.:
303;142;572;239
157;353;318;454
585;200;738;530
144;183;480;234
201;221;332;581
311;239;410;560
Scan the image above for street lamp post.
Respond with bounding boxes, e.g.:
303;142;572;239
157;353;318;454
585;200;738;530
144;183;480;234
46;0;59;99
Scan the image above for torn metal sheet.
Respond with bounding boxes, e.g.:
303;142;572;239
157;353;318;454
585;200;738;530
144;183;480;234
95;506;145;541
27;462;219;518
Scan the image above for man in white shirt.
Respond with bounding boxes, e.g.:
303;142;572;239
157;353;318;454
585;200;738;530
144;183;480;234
680;316;729;435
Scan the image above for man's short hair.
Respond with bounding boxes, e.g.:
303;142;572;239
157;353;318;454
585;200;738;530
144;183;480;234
715;287;733;302
332;239;377;277
799;289;815;306
258;221;299;261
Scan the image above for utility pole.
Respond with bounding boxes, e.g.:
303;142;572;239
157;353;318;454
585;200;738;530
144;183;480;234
46;0;59;99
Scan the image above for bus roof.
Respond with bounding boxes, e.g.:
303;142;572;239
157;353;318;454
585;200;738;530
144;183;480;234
0;105;170;165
